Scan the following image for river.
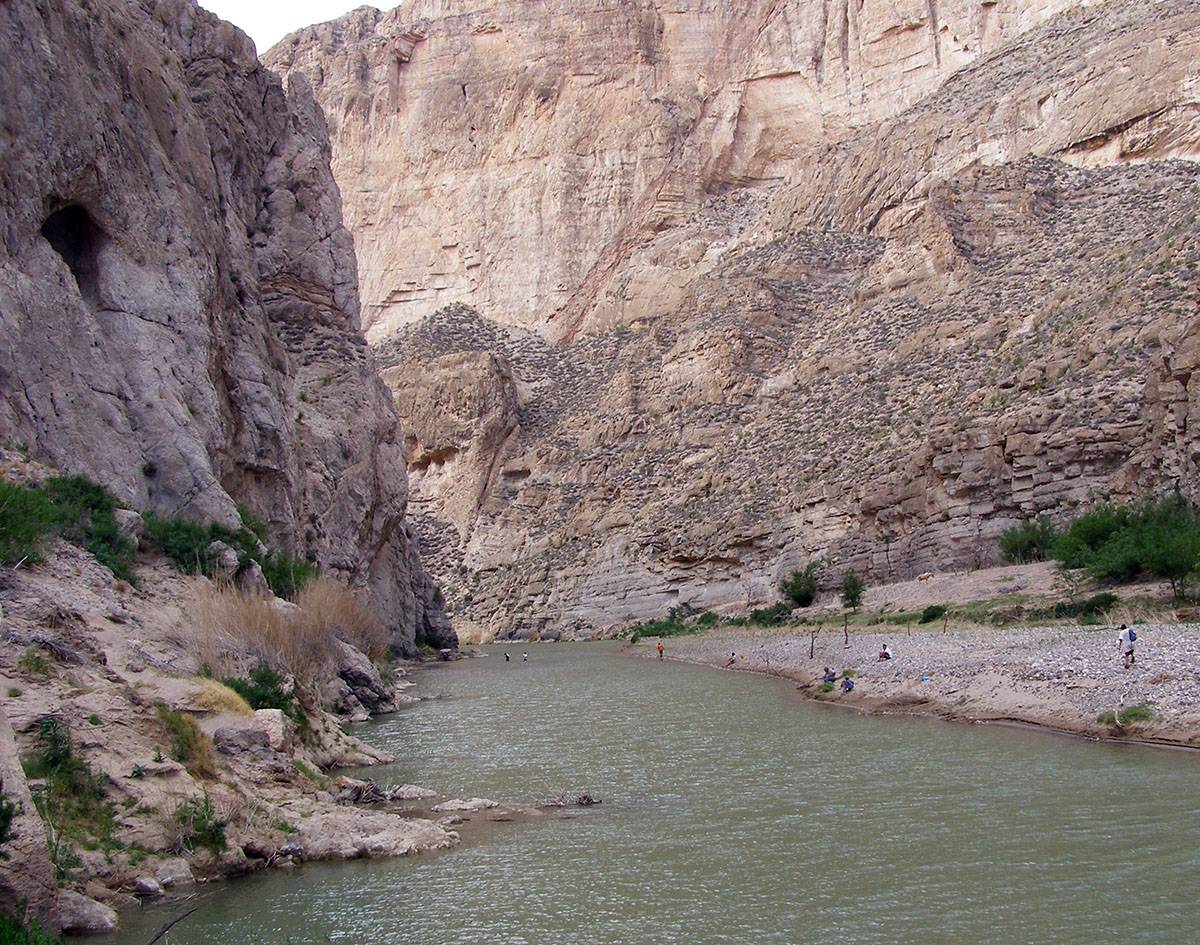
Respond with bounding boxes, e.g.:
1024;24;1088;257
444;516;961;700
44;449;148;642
92;643;1200;944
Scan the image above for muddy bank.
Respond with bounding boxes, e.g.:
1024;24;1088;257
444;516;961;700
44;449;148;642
641;622;1200;751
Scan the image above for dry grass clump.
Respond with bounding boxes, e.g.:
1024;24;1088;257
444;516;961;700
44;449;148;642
188;678;254;717
293;577;388;662
185;577;388;685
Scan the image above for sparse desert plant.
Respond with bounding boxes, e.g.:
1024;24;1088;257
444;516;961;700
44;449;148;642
781;561;822;607
1097;701;1157;727
0;482;55;565
154;703;214;777
919;604;947;624
172;794;227;853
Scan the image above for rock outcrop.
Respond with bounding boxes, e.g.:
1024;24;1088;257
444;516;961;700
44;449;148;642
283;0;1200;640
0;0;453;652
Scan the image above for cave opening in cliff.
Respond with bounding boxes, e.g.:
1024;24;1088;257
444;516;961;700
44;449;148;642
40;204;107;305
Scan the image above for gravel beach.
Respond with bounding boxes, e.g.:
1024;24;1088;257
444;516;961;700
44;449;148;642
641;622;1200;750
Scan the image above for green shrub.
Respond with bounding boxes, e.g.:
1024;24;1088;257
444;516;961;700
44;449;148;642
221;661;304;726
749;602;792;626
258;551;318;601
0;483;55;564
1041;591;1121;624
144;512;316;600
42;476;137;582
918;604;947;624
154;704;214;776
173;794;227;853
0;779;17;861
0;477;135;580
21;717;118;875
1051;495;1200;597
780;562;821;607
1097;701;1157;727
0;910;63;945
999;515;1057;563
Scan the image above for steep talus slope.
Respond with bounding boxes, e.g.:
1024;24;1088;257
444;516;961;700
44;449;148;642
0;0;452;650
267;0;1084;342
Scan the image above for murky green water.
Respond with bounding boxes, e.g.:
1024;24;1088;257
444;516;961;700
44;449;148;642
92;643;1199;945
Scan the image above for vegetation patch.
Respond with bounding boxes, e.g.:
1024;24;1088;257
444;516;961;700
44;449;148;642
172;794;227;853
1097;701;1157;727
0;910;63;945
0;477;135;580
154;704;215;777
1016;494;1200;599
999;515;1057;564
918;604;947;624
144;510;316;600
221;661;304;726
780;561;822;607
20;717;119;878
627;604;718;643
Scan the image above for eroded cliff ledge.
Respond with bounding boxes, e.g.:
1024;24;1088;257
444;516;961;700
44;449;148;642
0;0;453;652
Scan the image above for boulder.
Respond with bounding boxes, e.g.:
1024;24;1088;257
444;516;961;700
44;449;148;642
57;891;118;935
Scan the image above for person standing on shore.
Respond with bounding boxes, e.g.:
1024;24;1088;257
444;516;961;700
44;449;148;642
657;641;664;660
1117;624;1135;668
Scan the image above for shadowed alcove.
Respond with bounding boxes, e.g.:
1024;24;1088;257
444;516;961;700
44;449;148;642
40;204;108;306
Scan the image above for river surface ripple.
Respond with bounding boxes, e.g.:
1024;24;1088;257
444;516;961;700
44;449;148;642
94;643;1200;945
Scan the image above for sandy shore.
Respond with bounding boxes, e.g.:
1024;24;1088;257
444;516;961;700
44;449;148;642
643;622;1200;750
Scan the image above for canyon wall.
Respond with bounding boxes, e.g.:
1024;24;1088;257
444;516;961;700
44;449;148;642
277;0;1200;640
266;0;1091;343
0;0;453;651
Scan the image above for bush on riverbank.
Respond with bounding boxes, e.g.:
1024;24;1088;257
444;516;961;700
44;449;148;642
628;605;718;642
1011;495;1200;599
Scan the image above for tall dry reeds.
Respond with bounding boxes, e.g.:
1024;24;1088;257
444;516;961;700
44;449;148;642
185;576;388;686
293;577;388;662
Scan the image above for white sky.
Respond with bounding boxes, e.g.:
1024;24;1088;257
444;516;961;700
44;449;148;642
199;1;381;54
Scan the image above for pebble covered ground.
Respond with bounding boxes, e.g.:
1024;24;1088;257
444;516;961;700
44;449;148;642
649;622;1200;749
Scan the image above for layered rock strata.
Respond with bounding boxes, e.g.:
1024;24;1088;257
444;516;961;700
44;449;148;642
0;0;452;651
266;0;1092;343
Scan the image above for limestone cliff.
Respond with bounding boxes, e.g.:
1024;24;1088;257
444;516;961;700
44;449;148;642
266;0;1088;343
0;0;453;652
277;0;1200;640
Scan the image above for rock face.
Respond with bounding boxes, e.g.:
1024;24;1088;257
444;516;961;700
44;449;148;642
0;0;453;651
270;0;1200;640
265;0;1090;343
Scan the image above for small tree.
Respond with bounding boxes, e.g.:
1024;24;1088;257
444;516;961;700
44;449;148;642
841;570;865;612
999;515;1057;563
780;561;821;607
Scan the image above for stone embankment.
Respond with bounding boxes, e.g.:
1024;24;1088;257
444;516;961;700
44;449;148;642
648;622;1200;750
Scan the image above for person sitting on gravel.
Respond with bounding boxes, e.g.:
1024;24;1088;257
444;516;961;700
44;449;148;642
878;644;892;660
841;676;854;692
823;667;837;683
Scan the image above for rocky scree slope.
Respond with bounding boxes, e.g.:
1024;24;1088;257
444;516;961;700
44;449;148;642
0;0;453;653
368;0;1200;641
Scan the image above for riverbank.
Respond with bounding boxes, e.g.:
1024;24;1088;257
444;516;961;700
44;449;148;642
642;622;1200;750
